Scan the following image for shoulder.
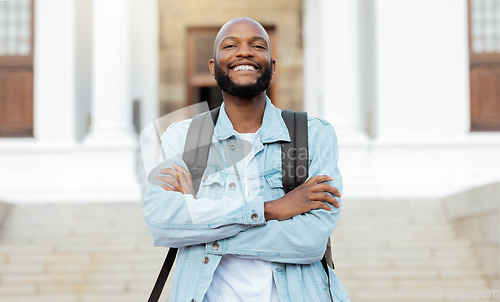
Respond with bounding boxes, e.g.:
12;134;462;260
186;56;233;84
167;118;192;132
306;114;336;137
305;114;339;156
159;118;192;147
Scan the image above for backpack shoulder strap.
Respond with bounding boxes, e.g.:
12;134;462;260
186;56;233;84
281;110;308;193
182;107;220;194
149;107;220;302
148;247;177;302
281;110;336;278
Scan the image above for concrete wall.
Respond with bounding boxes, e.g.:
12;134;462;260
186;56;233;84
442;182;500;289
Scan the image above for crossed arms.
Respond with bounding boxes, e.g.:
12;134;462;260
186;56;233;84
142;120;343;264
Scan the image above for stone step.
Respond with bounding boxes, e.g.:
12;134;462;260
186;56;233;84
0;263;163;275
333;240;471;249
341;279;491;292
336;259;481;270
0;234;152;244
0;241;471;256
347;289;494;302
333;250;475;262
335;223;454;230
1;251;165;264
333;234;458;242
341;280;491;292
0;256;164;269
338;215;450;223
0;273;155;285
0;224;149;233
0;294;162;302
0;200;490;302
344;268;485;280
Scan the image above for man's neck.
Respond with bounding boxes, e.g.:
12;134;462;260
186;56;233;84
222;92;266;133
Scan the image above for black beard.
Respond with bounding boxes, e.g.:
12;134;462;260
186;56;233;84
214;61;272;98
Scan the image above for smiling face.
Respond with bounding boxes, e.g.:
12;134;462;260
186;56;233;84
209;18;276;98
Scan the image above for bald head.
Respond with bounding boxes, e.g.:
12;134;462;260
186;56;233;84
213;17;272;57
208;17;276;98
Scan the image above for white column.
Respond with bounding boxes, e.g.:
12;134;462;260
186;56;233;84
374;0;470;142
85;0;136;146
80;0;141;202
318;0;367;142
130;0;158;132
131;0;158;184
34;0;76;144
304;0;322;118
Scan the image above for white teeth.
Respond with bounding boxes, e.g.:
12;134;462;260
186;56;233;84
233;65;256;71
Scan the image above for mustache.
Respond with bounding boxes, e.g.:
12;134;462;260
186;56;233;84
226;59;262;69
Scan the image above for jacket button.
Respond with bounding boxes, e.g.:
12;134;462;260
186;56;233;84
228;182;236;190
212;242;219;250
191;300;196;302
203;256;209;264
228;142;236;150
251;213;258;221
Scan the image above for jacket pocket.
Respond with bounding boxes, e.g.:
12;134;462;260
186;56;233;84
265;172;285;200
198;171;227;199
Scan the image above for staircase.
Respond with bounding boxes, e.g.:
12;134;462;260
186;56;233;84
332;198;492;301
0;202;170;302
0;200;492;302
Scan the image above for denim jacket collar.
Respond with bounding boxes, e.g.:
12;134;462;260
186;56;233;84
214;96;291;144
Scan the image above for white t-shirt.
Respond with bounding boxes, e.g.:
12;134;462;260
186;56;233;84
203;129;281;302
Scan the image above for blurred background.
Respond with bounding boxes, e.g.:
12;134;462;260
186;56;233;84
0;0;499;301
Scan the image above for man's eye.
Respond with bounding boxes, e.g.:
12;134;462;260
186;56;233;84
222;44;236;49
253;45;266;50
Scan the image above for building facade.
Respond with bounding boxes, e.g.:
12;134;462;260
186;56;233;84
1;0;500;202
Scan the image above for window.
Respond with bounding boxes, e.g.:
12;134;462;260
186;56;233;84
0;0;34;137
469;0;500;131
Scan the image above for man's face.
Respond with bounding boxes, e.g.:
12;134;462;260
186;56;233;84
209;19;276;98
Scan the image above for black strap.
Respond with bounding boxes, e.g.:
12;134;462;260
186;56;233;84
149;108;220;302
182;107;220;193
282;110;334;302
321;256;334;302
281;110;308;194
148;247;177;302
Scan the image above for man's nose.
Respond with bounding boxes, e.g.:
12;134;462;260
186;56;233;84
236;43;254;57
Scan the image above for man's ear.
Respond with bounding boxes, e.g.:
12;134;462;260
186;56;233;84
271;58;276;75
209;59;215;76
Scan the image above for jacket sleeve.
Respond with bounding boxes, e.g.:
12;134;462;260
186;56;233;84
142;121;266;248
205;121;343;264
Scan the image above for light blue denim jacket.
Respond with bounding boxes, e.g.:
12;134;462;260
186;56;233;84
143;97;350;302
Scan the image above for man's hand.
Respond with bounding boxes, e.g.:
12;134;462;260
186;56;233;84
264;175;342;221
156;164;195;197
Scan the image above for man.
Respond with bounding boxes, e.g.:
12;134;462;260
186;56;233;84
143;17;350;302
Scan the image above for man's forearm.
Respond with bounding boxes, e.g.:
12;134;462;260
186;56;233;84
205;203;340;264
143;182;266;248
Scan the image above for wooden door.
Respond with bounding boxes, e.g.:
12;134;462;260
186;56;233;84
469;0;500;131
0;0;34;137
